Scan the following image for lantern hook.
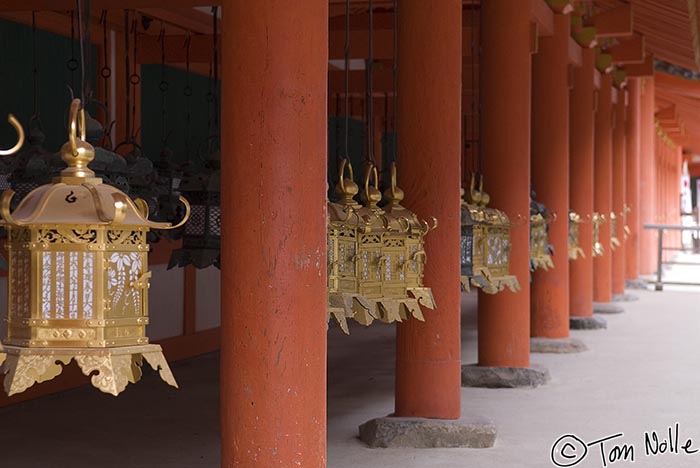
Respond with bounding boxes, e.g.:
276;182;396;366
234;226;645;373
0;115;25;156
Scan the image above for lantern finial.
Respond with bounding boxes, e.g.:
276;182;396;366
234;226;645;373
58;99;97;181
335;159;360;206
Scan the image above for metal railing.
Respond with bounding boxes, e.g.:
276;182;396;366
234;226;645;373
643;224;700;291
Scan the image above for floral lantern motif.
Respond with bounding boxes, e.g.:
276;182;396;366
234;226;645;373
460;174;519;294
0;100;190;396
568;211;585;261
610;211;621;250
326;160;436;333
529;191;554;271
592;212;605;257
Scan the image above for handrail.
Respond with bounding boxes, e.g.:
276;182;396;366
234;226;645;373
643;224;700;291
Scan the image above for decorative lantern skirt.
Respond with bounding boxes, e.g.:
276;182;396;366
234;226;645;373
0;100;189;396
592;212;605;257
568;211;585;261
327;161;435;333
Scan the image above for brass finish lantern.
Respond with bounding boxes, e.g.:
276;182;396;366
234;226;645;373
568;211;585;261
610;211;621;250
592;212;605;257
327;160;436;333
529;194;554;271
0;100;190;396
460;174;519;294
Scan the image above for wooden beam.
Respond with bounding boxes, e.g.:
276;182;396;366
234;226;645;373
608;35;645;65
569;36;582;66
531;0;554;36
623;53;654;77
0;0;220;11
588;4;633;38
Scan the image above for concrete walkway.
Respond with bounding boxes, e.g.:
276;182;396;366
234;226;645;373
1;287;699;468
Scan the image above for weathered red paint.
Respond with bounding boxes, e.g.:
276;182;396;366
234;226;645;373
478;0;532;368
220;1;328;466
611;87;627;295
625;78;641;280
395;0;462;419
531;14;571;339
639;77;656;275
569;47;596;318
593;75;614;302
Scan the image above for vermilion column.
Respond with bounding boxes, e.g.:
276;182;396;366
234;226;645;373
625;79;641;280
395;0;462;419
531;14;570;338
478;0;531;367
220;1;328;467
593;75;614;302
569;48;597;318
611;88;627;296
639;77;656;275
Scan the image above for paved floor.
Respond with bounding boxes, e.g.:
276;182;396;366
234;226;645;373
1;285;699;468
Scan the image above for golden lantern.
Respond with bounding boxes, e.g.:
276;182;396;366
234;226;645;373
327;160;436;333
610;211;621;250
592;212;605;257
568;211;585;261
623;205;632;240
460;174;519;294
529;194;554;271
0;100;190;396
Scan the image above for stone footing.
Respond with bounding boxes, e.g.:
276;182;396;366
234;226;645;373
358;416;497;448
592;302;625;314
530;337;587;354
570;315;608;330
461;364;550;388
613;293;639;302
625;278;649;290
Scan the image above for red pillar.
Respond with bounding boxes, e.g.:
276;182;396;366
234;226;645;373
593;75;614;302
639;77;656;275
569;48;596;318
220;1;328;466
395;0;462;419
611;88;627;296
478;1;531;367
625;78;641;280
531;14;570;338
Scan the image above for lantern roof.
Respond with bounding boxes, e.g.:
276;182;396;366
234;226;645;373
0;99;189;230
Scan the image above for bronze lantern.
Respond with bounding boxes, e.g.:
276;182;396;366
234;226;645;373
568;211;585;261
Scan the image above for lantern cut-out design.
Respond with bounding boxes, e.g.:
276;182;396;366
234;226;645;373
0;100;190;396
568;211;585;261
610;211;621;250
460;174;519;294
530;192;554;271
592;212;605;257
327;160;435;333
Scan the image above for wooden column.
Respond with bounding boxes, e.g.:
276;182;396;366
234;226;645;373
531;14;571;338
569;48;597;318
625;78;641;280
395;0;462;419
639;77;656;275
593;75;614;302
478;0;532;367
220;1;328;466
611;87;627;296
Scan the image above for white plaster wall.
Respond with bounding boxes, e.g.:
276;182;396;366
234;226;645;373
196;266;220;331
147;264;185;340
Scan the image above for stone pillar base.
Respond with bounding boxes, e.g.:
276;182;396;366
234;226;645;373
592;302;625;314
359;416;496;448
530;337;587;353
570;315;608;330
613;293;639;302
461;364;550;388
625;278;649;290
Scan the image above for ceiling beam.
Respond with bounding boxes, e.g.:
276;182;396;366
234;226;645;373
623;54;654;77
0;0;221;11
587;5;633;38
608;35;646;65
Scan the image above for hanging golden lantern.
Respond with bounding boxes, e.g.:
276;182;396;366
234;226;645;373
461;174;519;294
568;211;585;261
0;100;190;396
623;205;632;240
592;212;605;257
327;160;436;333
529;193;554;271
610;211;621;250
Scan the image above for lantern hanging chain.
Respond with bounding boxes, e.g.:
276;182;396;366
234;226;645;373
124;9;131;141
76;0;91;107
365;0;375;166
474;3;484;178
100;10;111;112
212;6;219;135
67;10;78;92
392;0;398;164
130;13;140;142
31;11;39;120
183;33;192;158
159;23;169;147
342;0;350;164
470;1;479;177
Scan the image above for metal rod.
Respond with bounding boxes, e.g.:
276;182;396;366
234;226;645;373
656;228;664;291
